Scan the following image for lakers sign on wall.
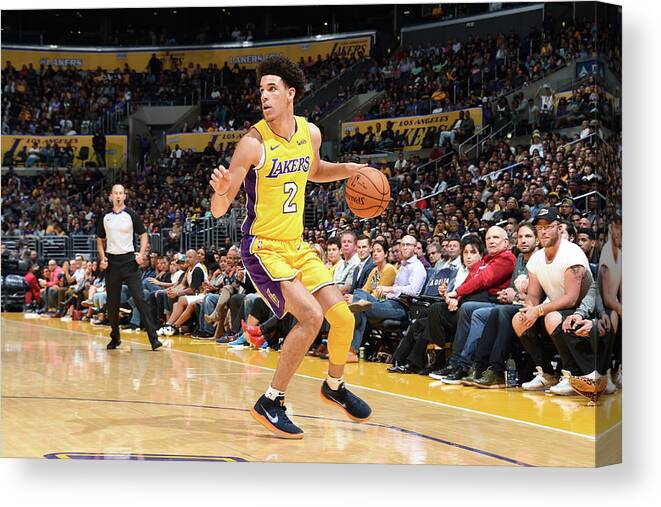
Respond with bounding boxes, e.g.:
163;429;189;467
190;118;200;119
340;107;483;152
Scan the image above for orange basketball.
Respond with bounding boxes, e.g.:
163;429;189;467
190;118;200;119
345;166;391;219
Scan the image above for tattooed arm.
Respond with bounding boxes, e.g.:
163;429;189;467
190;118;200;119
537;264;587;315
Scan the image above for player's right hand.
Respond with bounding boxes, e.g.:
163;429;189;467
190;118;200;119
210;165;231;196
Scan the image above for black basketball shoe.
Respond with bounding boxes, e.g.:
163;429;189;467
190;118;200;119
320;380;372;421
250;394;304;439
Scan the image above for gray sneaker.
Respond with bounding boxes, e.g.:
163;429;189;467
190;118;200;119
474;367;507;389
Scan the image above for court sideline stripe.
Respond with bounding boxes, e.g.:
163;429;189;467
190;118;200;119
5;318;606;441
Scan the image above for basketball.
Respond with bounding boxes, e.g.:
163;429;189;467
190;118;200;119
345;167;391;218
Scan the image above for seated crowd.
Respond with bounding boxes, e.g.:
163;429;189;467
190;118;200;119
337;16;620;157
12;192;622;398
1;49;365;140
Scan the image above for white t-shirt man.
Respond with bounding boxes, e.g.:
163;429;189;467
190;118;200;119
598;239;621;301
526;239;592;302
394;158;409;171
529;142;544;157
172;269;184;286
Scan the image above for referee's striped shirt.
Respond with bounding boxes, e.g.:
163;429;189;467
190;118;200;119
97;207;146;263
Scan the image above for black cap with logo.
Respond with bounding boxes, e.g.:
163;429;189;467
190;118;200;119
532;207;560;225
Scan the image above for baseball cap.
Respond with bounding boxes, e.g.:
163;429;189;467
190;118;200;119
560;197;574;206
532;207;560;225
176;253;186;263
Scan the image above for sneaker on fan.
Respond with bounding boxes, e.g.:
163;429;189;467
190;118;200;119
548;370;574;396
241;320;265;348
157;325;174;337
522;366;558;391
605;369;617;394
227;333;248;347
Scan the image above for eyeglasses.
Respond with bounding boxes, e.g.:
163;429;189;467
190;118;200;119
535;224;557;232
401;243;416;247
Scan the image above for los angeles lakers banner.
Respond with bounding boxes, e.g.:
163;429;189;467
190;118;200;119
1;135;128;169
166;131;246;153
2;33;372;71
340;107;483;152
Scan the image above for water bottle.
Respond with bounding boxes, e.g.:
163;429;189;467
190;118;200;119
506;354;518;388
359;347;365;360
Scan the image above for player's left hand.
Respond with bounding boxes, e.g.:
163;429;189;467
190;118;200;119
135;252;144;265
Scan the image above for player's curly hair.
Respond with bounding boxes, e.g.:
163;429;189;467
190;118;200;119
257;55;306;103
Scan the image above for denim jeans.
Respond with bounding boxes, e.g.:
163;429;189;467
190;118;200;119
350;289;408;351
128;288;152;327
120;284;130;305
474;305;520;373
243;293;260;320
439;130;456;145
449;301;496;369
199;293;220;334
93;292;107;309
457;304;498;366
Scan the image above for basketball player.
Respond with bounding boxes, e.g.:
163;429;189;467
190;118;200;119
208;55;372;439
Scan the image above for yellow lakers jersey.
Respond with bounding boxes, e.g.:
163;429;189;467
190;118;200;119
242;115;314;241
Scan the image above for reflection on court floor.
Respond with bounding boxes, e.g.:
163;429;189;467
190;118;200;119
1;314;621;466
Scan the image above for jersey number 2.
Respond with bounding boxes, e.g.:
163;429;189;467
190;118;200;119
283;182;298;214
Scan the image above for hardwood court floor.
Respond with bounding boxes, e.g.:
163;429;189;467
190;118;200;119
1;313;621;466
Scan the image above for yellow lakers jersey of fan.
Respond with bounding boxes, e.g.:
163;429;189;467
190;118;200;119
241;115;314;241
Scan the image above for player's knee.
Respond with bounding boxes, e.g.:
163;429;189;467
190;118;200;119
298;304;324;332
325;301;354;364
325;301;354;331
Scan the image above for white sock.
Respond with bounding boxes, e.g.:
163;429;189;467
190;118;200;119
265;385;285;401
325;375;344;391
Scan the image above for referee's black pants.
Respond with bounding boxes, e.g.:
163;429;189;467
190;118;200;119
106;256;157;340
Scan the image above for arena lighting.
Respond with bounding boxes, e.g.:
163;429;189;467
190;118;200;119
315;34;323;39
404;10;411;14
324;22;328;26
507;132;513;139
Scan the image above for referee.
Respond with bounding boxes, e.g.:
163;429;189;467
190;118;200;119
96;184;162;350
